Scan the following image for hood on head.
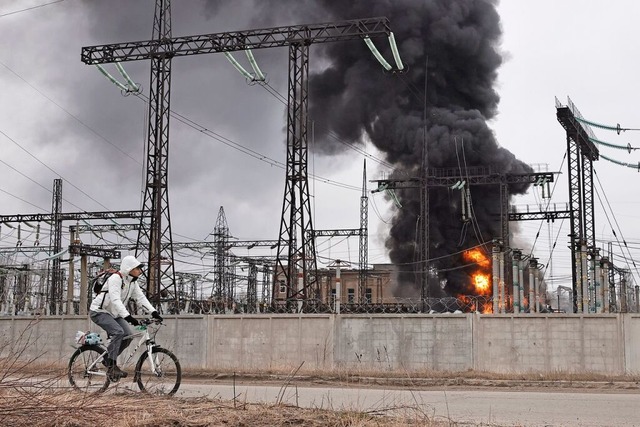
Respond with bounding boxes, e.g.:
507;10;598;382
120;255;143;276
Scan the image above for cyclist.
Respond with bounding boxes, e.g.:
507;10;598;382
89;255;163;381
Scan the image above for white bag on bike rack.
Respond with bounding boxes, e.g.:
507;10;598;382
75;331;87;345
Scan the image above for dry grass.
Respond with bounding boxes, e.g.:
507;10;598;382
0;389;455;427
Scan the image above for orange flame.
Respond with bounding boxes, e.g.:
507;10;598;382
457;248;494;313
463;248;490;268
472;273;491;295
458;294;494;314
482;301;493;313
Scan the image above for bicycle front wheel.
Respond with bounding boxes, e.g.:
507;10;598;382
68;345;110;393
135;347;181;395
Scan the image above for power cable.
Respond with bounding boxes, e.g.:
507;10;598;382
257;81;393;170
527;152;567;257
0;129;111;211
0;0;65;18
0;156;68;203
456;137;487;252
0;60;141;166
538;217;567;285
593;169;639;283
129;92;360;192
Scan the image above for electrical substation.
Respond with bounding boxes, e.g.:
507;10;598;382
0;1;638;322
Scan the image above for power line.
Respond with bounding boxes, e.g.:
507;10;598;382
0;0;65;18
593;169;639;284
130;92;361;192
257;81;394;170
0;60;142;167
527;152;567;258
0;129;110;211
0;188;47;212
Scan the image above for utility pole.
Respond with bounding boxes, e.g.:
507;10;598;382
82;14;393;311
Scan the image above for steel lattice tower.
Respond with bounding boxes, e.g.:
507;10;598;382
212;206;232;309
358;160;368;303
555;97;598;313
134;0;177;307
276;43;319;308
48;178;63;314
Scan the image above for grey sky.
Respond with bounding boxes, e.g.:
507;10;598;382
0;0;638;292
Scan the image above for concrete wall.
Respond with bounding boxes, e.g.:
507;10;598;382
1;314;639;375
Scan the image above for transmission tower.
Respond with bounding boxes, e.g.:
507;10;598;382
134;0;177;307
358;159;368;303
212;206;232;310
555;96;599;313
48;178;63;314
82;15;392;311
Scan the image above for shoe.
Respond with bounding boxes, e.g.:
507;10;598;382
107;363;128;382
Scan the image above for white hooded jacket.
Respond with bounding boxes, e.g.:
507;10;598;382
89;255;156;318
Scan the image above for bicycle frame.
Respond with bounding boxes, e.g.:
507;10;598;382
85;322;159;376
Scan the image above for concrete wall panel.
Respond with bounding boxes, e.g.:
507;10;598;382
0;314;636;375
334;315;472;372
623;314;640;374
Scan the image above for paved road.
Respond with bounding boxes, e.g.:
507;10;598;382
157;381;639;427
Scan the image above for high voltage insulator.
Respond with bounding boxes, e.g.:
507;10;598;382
576;116;640;134
589;136;638;153
245;49;265;81
364;36;392;71
225;49;267;83
600;153;640;171
388;32;404;70
95;63;140;94
364;32;405;71
115;62;140;92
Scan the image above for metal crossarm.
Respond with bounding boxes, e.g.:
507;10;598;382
314;229;361;237
69;244;121;258
372;172;556;190
508;211;571;221
0;210;147;224
81;18;391;64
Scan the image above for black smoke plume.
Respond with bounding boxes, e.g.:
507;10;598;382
206;0;533;297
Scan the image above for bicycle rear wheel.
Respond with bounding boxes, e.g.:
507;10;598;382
68;345;110;393
135;347;181;395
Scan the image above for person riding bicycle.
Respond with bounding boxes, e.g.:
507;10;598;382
89;255;163;381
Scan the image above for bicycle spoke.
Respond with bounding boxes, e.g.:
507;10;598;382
68;346;110;393
135;347;181;395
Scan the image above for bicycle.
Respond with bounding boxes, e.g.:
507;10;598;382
68;318;181;395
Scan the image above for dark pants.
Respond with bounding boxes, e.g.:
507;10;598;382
90;311;133;361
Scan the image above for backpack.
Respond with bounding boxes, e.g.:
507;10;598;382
91;269;123;294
